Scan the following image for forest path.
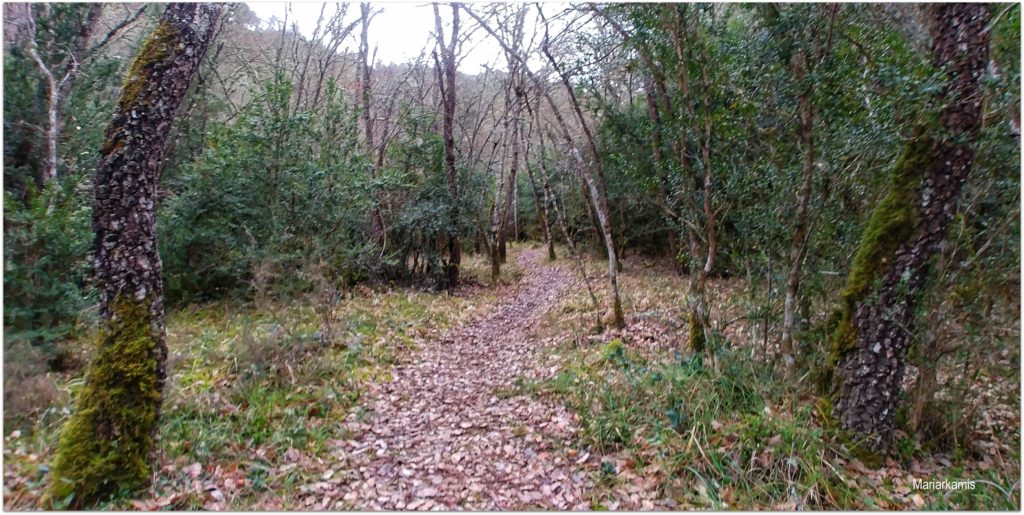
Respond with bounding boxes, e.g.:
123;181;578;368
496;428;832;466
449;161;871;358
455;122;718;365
301;247;592;510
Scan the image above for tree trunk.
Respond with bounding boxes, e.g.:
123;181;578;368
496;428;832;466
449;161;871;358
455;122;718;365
513;172;519;242
360;3;386;248
523;94;557;262
675;8;717;352
780;52;815;378
49;3;222;507
25;4;103;186
908;320;940;435
434;3;461;287
668;5;716;350
467;6;624;328
488;108;511;285
498;89;520;265
829;4;989;451
489;183;502;286
524;140;555;261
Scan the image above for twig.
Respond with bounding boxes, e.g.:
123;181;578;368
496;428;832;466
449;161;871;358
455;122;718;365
85;5;148;58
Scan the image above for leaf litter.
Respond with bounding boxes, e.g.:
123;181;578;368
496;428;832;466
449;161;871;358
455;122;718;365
297;248;595;510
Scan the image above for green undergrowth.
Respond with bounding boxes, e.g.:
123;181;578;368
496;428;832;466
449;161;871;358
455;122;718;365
530;337;1019;510
3;275;493;510
531;339;859;509
525;250;1018;510
460;243;528;288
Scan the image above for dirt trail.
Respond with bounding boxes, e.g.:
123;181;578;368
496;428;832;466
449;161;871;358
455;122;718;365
301;248;592;510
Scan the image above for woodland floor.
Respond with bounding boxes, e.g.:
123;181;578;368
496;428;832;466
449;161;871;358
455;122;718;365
298;248;596;510
3;244;1020;510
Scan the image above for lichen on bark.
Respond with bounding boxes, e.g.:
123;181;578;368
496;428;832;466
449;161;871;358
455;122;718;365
101;22;179;157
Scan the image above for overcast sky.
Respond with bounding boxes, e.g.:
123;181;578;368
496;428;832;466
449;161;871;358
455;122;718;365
245;2;510;71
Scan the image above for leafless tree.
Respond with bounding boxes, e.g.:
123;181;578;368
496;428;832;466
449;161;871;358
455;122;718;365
432;2;463;287
467;4;625;328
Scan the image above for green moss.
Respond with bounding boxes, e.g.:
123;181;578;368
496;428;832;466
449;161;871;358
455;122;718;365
814;396;886;467
847;437;885;468
688;310;706;352
826;133;934;372
101;21;179;156
601;338;625;361
120;22;178;111
48;296;162;508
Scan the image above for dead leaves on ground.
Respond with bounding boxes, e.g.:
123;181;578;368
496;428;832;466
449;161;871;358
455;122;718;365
293;249;595;510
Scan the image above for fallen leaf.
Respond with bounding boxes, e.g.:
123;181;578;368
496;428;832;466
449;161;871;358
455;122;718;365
183;462;202;478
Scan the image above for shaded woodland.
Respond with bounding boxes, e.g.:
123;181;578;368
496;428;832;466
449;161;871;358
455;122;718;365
2;2;1020;510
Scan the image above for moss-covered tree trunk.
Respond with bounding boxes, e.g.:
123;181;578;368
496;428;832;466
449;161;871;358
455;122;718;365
829;4;989;451
49;4;222;506
667;4;717;351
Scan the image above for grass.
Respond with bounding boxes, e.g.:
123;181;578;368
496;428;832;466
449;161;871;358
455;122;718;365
523;249;1021;510
531;339;857;509
2;244;1018;510
2;252;506;510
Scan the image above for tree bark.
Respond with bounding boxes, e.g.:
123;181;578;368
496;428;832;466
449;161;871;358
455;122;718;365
48;4;222;507
537;8;624;328
829;3;990;451
24;4;103;186
780;51;815;378
360;3;386;248
434;3;462;287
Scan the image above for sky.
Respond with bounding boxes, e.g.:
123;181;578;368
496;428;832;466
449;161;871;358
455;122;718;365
244;2;510;72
